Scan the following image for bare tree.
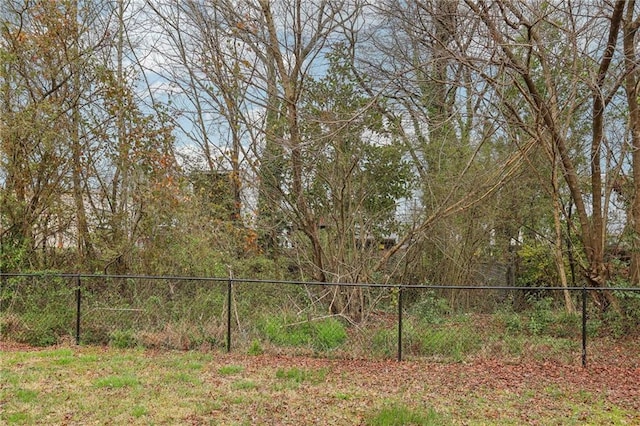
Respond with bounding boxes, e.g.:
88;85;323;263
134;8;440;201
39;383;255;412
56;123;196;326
354;0;531;289
460;0;628;309
622;0;640;284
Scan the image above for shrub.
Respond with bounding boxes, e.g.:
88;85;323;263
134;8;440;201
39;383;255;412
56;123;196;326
259;314;348;352
259;315;311;347
109;329;137;349
6;276;76;346
504;312;523;333
410;291;450;324
311;318;347;351
527;297;554;335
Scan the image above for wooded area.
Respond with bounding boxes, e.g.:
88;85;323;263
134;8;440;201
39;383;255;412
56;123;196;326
2;0;640;320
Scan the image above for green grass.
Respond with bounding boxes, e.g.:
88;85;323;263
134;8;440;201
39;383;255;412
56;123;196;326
275;367;327;384
366;403;444;426
15;389;38;403
94;374;140;388
231;379;258;390
131;405;148;418
218;365;244;375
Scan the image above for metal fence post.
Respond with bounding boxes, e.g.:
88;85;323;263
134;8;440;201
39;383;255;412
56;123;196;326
226;277;232;353
75;274;82;345
581;285;587;367
397;286;403;362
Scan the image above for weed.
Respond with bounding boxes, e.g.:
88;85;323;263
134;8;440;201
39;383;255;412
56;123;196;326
53;356;74;366
4;412;30;424
131;405;148;418
527;297;554;335
36;348;74;358
247;339;264;355
530;336;578;363
549;311;581;338
603;311;626;338
109;329;137;349
410;291;450;324
166;371;201;384
218;365;244;375
366;403;443;426
15;389;38;403
259;314;347;352
312;318;347;351
545;385;565;398
496;310;523;334
259;314;311;346
371;328;397;358
232;379;257;390
94;375;139;388
502;335;524;357
6;276;75;346
275;367;327;384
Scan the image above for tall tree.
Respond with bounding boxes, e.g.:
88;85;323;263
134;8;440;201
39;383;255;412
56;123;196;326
462;0;626;309
145;0;256;223
298;46;413;319
355;0;528;287
0;0;104;270
622;0;640;284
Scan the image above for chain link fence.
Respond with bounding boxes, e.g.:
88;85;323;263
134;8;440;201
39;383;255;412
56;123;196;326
1;273;639;366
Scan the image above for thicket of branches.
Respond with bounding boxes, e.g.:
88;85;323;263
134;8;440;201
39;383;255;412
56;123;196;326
2;0;640;319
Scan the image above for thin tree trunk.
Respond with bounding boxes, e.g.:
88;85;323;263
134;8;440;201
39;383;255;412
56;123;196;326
70;0;94;269
552;165;575;313
623;0;640;285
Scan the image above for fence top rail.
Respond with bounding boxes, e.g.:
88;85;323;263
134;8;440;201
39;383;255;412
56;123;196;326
1;272;640;293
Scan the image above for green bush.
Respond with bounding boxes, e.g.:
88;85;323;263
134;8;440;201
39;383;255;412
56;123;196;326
311;318;347;351
258;314;347;351
504;312;523;333
410;291;450;324
527;297;554;335
260;315;311;346
6;276;76;346
109;329;137;349
516;243;561;288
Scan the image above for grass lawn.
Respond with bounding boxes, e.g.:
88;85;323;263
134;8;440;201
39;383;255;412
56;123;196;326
1;344;639;425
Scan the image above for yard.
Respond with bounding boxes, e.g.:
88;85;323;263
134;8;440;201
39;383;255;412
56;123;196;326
1;342;639;425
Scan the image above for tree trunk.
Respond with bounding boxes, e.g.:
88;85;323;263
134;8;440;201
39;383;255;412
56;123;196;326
623;0;640;285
